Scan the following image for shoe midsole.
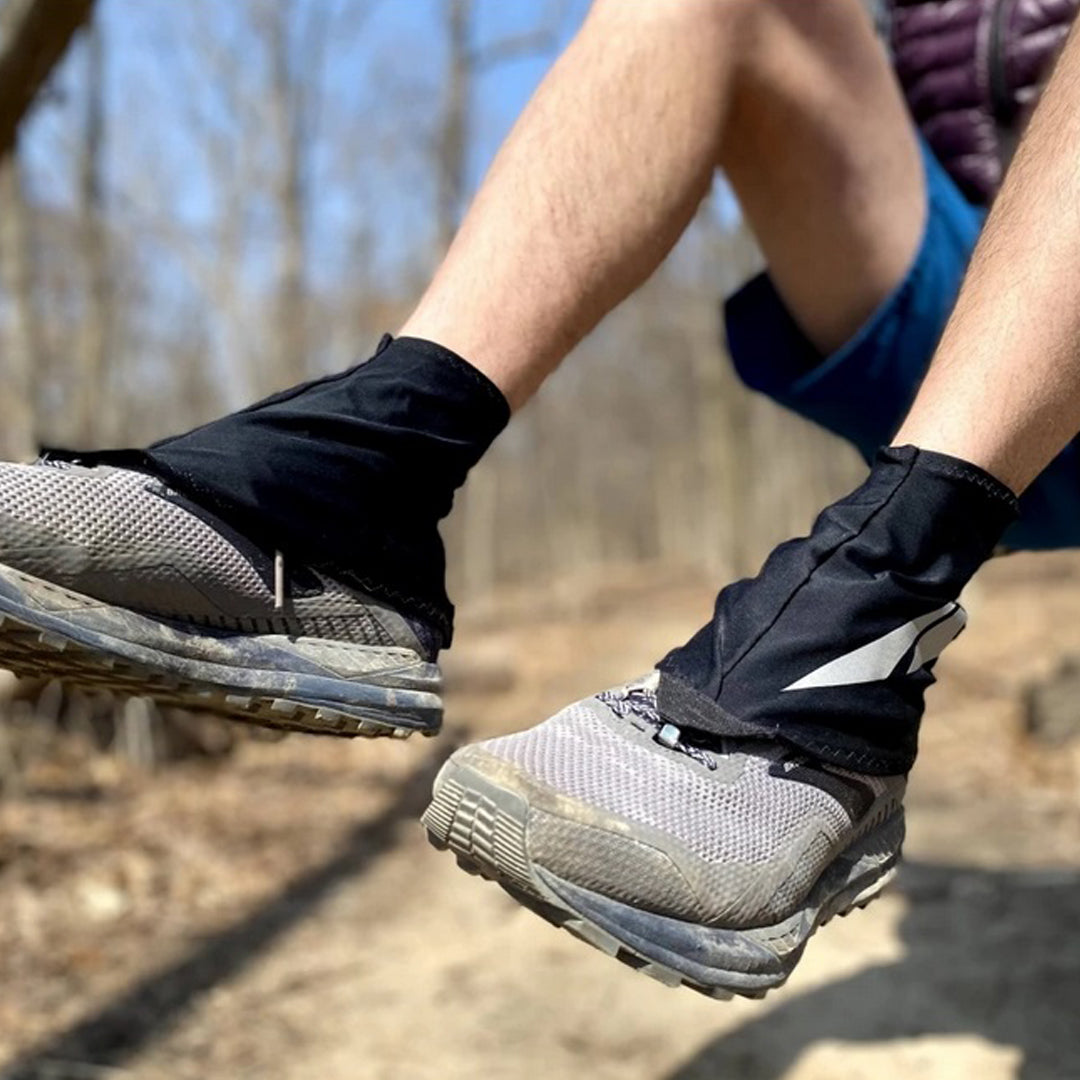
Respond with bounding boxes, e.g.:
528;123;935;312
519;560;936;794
536;814;902;990
0;563;442;717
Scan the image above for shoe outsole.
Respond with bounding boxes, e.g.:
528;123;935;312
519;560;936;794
422;761;900;1000
0;565;442;739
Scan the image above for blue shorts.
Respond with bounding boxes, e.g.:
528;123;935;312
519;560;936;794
726;140;1080;551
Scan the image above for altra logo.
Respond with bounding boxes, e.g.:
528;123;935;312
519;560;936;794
782;602;966;692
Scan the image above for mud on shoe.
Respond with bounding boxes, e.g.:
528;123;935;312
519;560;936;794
422;674;904;998
0;459;441;737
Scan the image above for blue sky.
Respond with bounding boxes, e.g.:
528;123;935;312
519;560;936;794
23;0;591;280
15;0;739;401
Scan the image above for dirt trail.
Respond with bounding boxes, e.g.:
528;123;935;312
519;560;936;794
2;558;1080;1079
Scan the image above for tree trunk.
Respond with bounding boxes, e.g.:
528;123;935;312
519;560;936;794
436;0;470;256
76;15;110;445
268;0;308;389
0;0;95;161
0;150;39;461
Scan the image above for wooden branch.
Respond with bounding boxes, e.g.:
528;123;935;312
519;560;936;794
0;0;96;160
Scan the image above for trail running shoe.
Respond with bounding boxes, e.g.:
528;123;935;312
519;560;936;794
0;459;441;737
423;672;904;997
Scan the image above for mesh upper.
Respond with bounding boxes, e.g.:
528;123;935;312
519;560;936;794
475;690;905;926
482;700;852;866
1;462;262;582
0;462;411;647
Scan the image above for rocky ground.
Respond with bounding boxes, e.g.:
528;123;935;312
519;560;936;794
1;556;1079;1080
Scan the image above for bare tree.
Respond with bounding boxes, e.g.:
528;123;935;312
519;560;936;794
75;14;110;445
434;0;562;253
261;0;334;389
0;147;39;460
0;0;95;161
437;1;563;597
0;0;96;459
142;0;359;401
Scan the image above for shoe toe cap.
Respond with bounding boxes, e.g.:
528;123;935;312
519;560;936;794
438;741;709;921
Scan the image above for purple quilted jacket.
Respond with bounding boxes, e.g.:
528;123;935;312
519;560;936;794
890;0;1079;204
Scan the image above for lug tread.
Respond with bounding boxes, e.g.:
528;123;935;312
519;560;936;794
0;614;434;740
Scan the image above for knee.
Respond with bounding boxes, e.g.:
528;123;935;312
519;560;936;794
579;0;872;89
584;0;757;35
583;0;862;50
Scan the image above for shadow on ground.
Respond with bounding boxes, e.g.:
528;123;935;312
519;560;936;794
668;860;1080;1080
6;769;1080;1080
0;744;451;1080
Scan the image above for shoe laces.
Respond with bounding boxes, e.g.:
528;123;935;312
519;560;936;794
598;681;718;771
36;453;76;470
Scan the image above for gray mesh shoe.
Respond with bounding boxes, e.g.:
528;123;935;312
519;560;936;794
0;460;441;737
422;672;904;997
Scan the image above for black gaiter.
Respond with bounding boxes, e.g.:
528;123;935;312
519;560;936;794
657;446;1019;775
58;336;510;649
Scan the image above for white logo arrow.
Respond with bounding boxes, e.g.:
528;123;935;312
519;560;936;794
782;602;966;692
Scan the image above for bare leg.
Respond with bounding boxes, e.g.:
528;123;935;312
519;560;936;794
402;0;923;409
423;9;1080;1006
402;0;736;409
722;1;923;355
895;24;1080;494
